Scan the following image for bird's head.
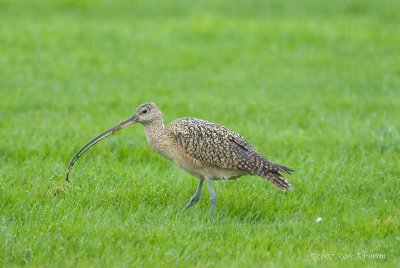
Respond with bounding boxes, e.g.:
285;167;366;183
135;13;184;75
131;102;163;125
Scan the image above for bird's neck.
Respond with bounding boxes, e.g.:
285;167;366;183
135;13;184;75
144;119;165;147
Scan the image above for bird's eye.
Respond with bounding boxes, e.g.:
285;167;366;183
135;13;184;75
142;109;148;114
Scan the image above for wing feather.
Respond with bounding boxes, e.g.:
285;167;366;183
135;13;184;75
169;118;257;170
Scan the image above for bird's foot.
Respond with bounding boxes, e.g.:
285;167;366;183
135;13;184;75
184;179;204;210
184;195;200;209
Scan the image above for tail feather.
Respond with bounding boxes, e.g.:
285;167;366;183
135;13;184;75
273;163;295;174
249;153;293;190
260;158;293;190
266;170;292;190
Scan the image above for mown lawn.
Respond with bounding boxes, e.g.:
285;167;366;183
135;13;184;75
0;0;399;267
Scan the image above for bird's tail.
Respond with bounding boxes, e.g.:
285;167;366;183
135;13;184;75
273;163;295;174
264;170;292;190
257;158;293;190
246;153;293;190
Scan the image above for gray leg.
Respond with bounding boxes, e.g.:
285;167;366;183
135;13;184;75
184;179;204;209
206;179;216;216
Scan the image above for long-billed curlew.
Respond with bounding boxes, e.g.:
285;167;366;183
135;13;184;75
66;102;294;216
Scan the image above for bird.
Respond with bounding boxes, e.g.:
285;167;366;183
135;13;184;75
66;102;294;216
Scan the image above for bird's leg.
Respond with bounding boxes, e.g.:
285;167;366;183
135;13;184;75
206;179;216;217
184;179;204;209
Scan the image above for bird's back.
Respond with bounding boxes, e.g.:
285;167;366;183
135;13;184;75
167;118;251;166
165;117;293;187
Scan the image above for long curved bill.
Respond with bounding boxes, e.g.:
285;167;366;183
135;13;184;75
66;114;138;182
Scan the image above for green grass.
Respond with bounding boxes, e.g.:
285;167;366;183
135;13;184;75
1;0;399;267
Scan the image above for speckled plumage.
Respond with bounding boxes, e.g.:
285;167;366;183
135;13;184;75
137;103;294;191
169;118;293;186
66;102;294;216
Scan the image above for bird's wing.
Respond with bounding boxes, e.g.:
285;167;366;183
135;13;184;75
169;118;259;170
